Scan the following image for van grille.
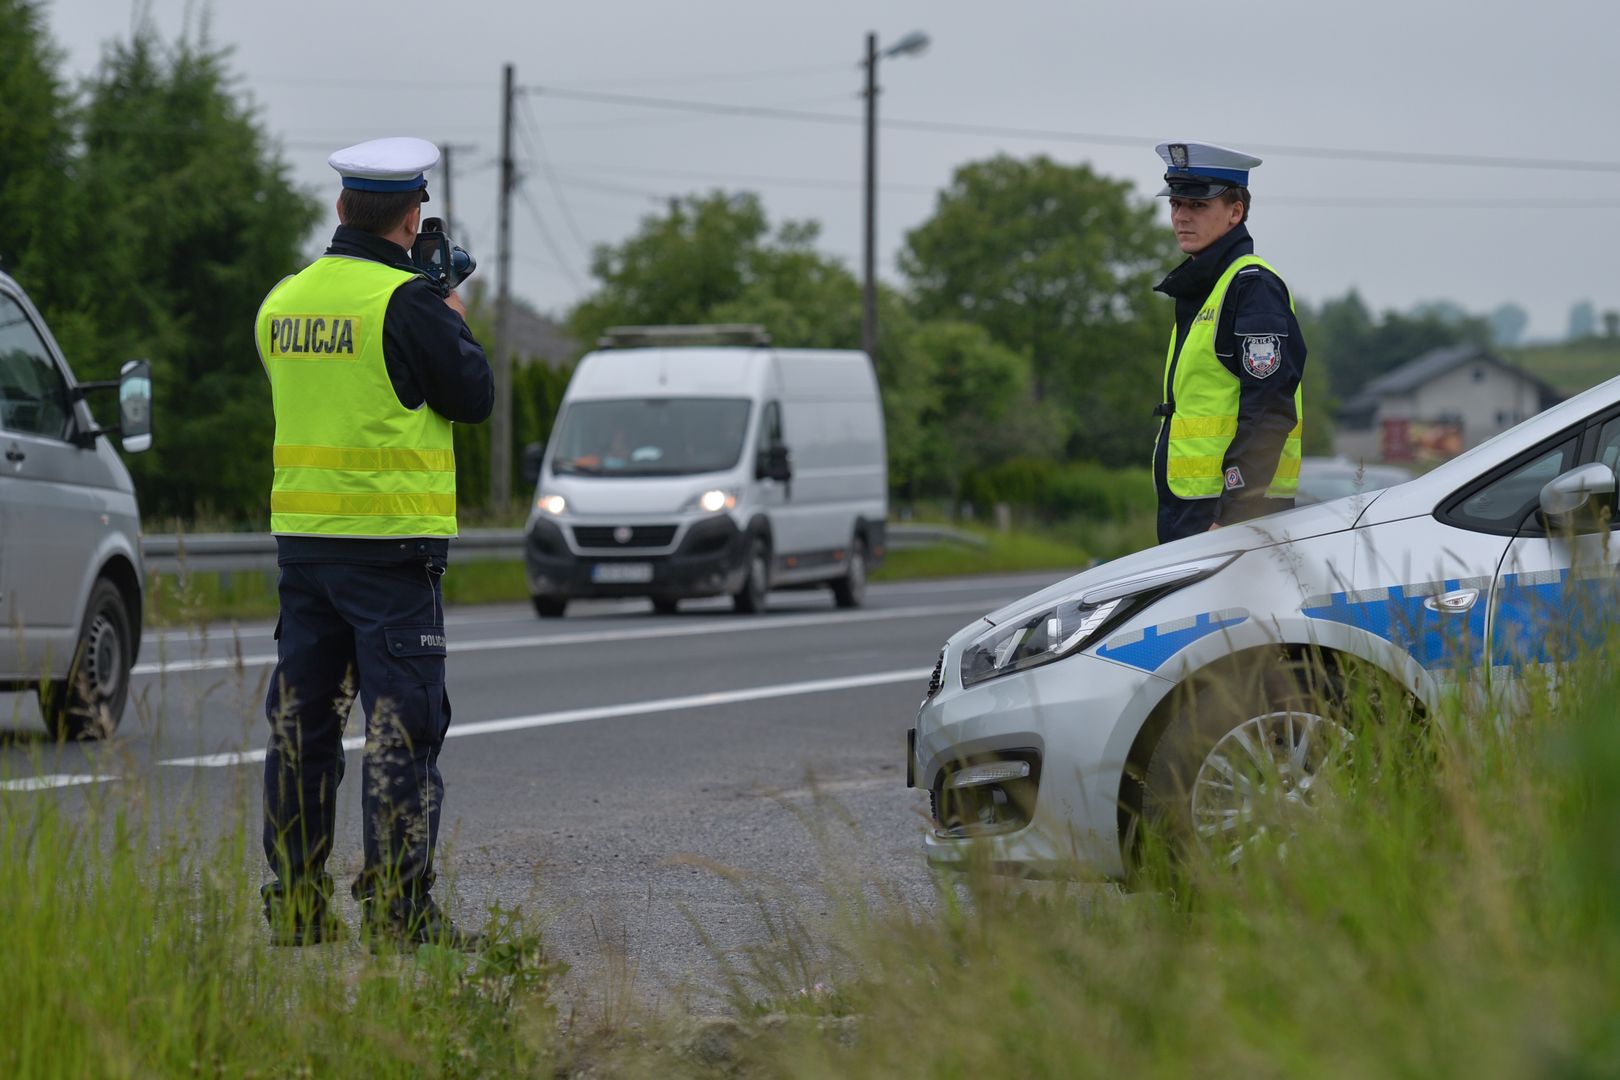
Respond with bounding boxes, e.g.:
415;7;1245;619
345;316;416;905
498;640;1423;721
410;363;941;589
573;525;678;549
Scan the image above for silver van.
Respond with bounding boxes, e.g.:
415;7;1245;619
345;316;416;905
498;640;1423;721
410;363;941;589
523;326;887;616
0;269;153;739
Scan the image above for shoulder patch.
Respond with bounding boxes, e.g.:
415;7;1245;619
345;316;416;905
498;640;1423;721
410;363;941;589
1240;334;1281;378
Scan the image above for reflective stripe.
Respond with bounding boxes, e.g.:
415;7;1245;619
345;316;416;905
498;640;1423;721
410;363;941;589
1167;450;1301;483
271;491;458;517
273;445;456;472
1169;416;1303;440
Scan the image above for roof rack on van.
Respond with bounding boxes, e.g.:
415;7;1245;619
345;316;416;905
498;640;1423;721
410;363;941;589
598;324;771;349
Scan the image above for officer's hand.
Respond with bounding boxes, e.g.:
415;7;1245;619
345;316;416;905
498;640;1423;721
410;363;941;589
444;290;467;319
1208;522;1222;531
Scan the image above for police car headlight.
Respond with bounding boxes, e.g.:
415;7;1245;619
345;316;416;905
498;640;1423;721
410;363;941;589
959;552;1238;689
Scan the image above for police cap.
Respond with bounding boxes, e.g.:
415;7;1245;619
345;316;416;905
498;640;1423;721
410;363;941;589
328;137;438;202
1155;141;1262;199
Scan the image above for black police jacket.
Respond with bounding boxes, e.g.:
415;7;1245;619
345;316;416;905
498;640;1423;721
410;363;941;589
1152;223;1308;541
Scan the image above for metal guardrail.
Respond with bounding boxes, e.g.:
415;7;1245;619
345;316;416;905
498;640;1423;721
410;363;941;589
142;522;986;574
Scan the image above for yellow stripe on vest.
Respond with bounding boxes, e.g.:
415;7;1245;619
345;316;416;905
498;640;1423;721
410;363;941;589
1169;417;1304;440
274;445;456;473
271;491;458;518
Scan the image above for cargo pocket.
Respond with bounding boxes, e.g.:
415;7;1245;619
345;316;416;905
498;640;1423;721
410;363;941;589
376;624;449;747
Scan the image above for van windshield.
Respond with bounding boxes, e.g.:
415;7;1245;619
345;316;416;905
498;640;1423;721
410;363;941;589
551;397;753;477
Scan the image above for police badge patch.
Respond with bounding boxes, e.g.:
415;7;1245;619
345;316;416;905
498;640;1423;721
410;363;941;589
1224;466;1245;491
1241;335;1282;378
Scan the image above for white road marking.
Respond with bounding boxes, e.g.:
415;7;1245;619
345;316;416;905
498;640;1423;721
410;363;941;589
0;773;115;792
158;666;930;769
132;602;989;677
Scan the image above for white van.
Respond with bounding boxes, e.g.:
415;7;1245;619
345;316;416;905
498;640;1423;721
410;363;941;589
522;325;887;616
0;269;153;740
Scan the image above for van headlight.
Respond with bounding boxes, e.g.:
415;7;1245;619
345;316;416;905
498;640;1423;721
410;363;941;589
536;494;567;515
684;488;738;513
959;553;1237;688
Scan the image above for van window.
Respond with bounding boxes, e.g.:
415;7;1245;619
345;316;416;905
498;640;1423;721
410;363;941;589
551;397;753;477
0;295;71;440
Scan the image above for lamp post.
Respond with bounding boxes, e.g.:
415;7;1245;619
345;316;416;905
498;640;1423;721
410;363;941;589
862;29;929;363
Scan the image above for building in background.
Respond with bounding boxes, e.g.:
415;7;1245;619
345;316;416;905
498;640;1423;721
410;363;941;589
1334;346;1562;464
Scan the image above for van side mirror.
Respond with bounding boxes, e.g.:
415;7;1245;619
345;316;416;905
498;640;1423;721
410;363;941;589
1539;462;1615;533
521;441;546;488
118;359;153;453
757;444;792;483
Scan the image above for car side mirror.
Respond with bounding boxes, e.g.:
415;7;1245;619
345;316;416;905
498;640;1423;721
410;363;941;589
118;359;153;453
757;443;792;483
521;441;545;488
1539;462;1615;533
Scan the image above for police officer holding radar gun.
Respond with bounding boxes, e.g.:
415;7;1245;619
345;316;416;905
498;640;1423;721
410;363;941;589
255;137;492;949
1151;141;1307;543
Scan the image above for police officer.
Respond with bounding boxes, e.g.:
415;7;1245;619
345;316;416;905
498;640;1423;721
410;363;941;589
256;137;493;948
1150;141;1307;543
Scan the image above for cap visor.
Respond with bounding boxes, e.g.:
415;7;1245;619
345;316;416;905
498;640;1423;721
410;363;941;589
1158;179;1232;199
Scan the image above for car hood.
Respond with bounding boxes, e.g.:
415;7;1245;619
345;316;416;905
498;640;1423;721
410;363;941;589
981;493;1377;626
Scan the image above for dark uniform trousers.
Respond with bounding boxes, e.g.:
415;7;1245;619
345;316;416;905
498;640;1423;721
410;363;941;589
263;547;451;903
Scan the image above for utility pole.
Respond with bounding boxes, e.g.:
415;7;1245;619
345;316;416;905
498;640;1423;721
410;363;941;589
437;141;476;238
861;32;879;363
491;64;515;512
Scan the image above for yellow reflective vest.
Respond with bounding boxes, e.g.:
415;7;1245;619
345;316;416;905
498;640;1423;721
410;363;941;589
1159;254;1302;500
256;257;457;537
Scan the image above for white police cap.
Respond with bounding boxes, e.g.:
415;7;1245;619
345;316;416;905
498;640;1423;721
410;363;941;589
328;136;439;199
1155;141;1263;199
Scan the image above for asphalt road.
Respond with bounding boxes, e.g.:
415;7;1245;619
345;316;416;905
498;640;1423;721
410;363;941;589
0;571;1066;1002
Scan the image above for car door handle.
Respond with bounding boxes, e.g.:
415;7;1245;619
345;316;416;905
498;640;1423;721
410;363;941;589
1424;588;1479;614
4;446;23;463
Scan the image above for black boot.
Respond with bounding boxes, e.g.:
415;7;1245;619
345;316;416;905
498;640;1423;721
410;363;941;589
262;875;346;947
360;893;483;953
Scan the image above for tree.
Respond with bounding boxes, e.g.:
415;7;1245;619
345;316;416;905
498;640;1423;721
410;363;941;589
65;29;319;522
1303;289;1492;400
899;155;1178;468
0;0;74;288
1488;302;1530;348
1568;300;1597;341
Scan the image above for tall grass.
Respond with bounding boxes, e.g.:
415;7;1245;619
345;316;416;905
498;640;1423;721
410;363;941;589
6;636;1617;1076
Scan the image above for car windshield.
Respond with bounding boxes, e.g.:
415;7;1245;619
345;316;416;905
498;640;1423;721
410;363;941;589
550;397;753;477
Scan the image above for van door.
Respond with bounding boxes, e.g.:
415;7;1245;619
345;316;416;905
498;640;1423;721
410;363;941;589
754;398;807;558
0;291;102;676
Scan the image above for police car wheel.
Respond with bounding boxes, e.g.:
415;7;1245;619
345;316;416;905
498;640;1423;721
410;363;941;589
1140;661;1351;867
532;596;567;619
40;580;132;742
732;537;770;614
831;538;867;609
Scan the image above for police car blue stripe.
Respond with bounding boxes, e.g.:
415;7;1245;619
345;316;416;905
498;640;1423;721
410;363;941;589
1096;611;1249;672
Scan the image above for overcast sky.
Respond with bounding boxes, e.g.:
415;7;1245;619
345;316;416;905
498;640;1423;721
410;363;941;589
46;0;1620;342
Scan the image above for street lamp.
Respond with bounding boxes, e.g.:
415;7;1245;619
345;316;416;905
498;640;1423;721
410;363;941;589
862;29;930;363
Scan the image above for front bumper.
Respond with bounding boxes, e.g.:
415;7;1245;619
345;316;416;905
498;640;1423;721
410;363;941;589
525;514;750;600
912;646;1173;879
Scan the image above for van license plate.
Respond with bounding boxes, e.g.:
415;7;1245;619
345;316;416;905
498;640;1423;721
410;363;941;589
592;562;653;584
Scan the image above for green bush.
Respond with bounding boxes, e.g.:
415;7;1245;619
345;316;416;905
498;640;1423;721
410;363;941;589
964;457;1155;523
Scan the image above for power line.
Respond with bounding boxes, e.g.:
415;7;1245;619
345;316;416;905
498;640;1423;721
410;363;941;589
527;85;1620;175
517;93;594;258
516;185;586;293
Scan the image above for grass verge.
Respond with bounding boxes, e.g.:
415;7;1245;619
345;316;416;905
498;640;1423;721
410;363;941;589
9;635;1620;1075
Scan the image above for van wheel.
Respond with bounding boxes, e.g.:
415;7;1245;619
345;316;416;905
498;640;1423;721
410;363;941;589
732;538;770;614
40;580;132;741
831;538;867;609
651;597;679;615
532;597;568;619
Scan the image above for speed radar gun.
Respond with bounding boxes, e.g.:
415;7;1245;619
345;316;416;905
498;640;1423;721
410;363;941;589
409;217;477;297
